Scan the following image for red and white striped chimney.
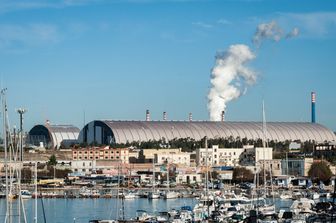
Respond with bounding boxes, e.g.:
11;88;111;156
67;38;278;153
189;112;193;122
146;110;150;121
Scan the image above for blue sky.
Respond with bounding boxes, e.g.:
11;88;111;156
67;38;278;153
0;0;335;131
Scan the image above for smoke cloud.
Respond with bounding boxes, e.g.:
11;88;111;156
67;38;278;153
253;21;283;46
207;44;257;121
253;21;300;46
207;21;299;121
286;27;300;38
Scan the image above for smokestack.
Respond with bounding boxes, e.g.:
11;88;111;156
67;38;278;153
189;112;192;122
311;92;316;123
146;110;150;121
163;112;167;121
221;111;225;122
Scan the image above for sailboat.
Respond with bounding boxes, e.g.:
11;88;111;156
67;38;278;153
257;101;276;219
148;159;160;199
163;160;178;199
2;88;28;223
123;166;137;199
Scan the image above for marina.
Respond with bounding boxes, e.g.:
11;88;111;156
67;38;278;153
1;183;336;222
0;0;335;222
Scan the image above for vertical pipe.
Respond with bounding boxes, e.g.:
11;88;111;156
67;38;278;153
311;92;316;123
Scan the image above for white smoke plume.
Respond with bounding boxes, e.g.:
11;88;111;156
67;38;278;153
207;21;299;121
253;21;300;46
286;27;300;38
208;44;257;121
253;21;283;46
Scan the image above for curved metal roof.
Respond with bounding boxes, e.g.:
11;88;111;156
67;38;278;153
29;124;80;149
83;120;336;144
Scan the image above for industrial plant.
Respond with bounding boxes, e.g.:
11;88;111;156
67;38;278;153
25;92;335;149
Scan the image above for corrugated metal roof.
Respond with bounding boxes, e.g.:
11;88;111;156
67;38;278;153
88;120;336;144
29;124;80;149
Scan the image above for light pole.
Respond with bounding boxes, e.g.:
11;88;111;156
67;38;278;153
17;108;27;162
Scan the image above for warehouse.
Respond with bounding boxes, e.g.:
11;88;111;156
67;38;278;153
78;120;336;145
28;123;80;149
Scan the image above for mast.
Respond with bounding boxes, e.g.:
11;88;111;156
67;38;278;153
2;88;9;222
152;158;155;193
166;158;169;192
262;101;266;189
205;136;209;219
35;161;38;223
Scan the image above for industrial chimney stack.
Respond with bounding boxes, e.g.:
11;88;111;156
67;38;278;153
146;109;150;121
163;112;167;121
221;111;225;122
189;113;193;122
311;92;316;123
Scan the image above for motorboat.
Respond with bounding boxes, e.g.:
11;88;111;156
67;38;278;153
21;190;32;199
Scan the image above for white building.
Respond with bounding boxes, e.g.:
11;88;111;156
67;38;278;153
255;147;273;162
176;173;202;184
196;145;273;167
154;152;190;166
196;145;245;167
71;160;95;174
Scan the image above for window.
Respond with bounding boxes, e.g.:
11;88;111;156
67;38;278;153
83;163;85;167
84;157;87;159
105;157;108;159
82;169;85;172
214;155;217;158
84;151;87;154
193;176;197;181
95;157;98;159
105;151;108;154
74;151;77;154
116;156;119;159
234;152;236;155
89;163;91;166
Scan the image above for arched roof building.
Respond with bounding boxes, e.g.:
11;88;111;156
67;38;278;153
79;120;336;145
28;124;80;149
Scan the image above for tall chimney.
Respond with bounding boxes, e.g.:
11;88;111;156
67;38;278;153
189;112;192;122
311;92;316;123
163;112;167;121
221;111;225;122
146;109;150;121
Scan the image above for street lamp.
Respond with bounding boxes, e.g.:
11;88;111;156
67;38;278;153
17;108;27;162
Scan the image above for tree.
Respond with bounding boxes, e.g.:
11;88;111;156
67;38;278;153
308;161;332;182
48;154;57;166
232;167;254;183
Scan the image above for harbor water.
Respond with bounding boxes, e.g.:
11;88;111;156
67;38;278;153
0;198;198;223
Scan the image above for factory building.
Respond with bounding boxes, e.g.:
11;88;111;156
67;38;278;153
78;120;336;145
28;123;80;149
